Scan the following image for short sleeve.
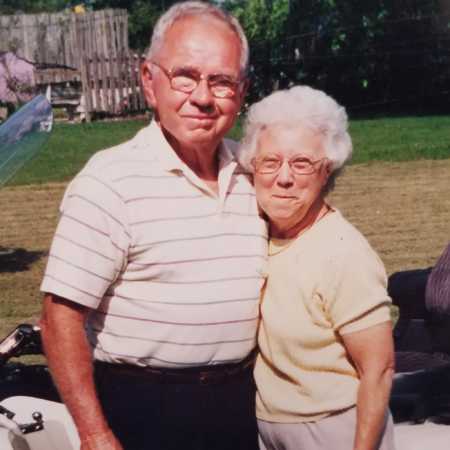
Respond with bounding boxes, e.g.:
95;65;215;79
324;241;392;335
40;169;130;308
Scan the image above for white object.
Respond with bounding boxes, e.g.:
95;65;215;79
0;396;79;450
394;421;450;450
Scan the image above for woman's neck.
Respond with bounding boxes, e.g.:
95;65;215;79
270;200;331;240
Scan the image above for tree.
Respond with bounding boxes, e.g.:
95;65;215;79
0;0;70;14
224;0;447;113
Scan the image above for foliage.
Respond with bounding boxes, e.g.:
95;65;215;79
2;0;448;113
224;0;289;42
0;0;69;14
6;113;450;187
223;0;448;113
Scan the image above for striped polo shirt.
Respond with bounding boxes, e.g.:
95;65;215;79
41;121;268;368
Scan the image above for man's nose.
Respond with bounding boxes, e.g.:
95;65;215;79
276;161;294;186
189;79;215;108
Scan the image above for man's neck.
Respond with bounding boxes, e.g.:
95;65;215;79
161;126;220;193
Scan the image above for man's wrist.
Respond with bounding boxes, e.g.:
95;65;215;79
80;428;117;449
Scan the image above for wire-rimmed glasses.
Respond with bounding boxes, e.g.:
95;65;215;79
151;60;243;99
252;155;328;175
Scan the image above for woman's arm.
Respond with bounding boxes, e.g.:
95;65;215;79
341;321;394;450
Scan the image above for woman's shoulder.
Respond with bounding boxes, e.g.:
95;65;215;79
322;209;383;264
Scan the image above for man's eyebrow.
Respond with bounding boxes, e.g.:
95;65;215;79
172;64;199;72
172;64;238;78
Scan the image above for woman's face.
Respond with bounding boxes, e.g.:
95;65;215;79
253;124;331;237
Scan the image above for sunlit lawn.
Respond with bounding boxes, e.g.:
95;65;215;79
5;114;450;186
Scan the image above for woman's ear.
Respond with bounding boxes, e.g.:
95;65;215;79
141;60;157;108
322;160;333;186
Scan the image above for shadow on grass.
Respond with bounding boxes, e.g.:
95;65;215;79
0;247;46;273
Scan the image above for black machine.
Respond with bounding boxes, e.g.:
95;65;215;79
389;262;450;425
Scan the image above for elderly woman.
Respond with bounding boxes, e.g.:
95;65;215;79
239;86;395;450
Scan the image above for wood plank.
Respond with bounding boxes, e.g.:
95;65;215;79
138;54;147;110
69;13;78;68
100;54;111;113
109;55;117;115
129;52;138;111
96;10;106;60
80;54;92;122
116;51;125;114
96;53;105;111
92;54;102;112
106;9;117;59
122;11;129;51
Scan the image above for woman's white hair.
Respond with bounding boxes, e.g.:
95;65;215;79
239;85;353;193
147;1;249;75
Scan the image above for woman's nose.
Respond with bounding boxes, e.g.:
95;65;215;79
276;161;294;186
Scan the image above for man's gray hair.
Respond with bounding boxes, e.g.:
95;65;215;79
239;85;353;194
147;1;249;75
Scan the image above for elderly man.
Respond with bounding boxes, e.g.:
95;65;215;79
39;3;267;450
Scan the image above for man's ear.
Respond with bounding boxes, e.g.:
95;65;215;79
141;60;157;108
239;78;250;104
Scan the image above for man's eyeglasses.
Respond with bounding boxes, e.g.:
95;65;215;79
151;60;243;99
252;155;328;176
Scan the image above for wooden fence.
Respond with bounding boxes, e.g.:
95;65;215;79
80;53;147;121
0;9;147;120
0;9;128;69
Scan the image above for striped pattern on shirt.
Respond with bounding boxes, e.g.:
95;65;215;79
41;121;268;368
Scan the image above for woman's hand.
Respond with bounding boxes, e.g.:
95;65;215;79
341;321;394;450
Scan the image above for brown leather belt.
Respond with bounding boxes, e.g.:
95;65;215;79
95;351;256;385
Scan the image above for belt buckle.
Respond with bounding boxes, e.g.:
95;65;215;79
199;371;209;385
199;370;226;385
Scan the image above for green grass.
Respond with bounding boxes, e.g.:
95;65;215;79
350;116;450;163
5;115;450;186
229;115;450;164
7;119;147;186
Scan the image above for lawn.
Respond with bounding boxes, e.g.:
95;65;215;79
5;114;450;186
0;114;449;337
7;119;147;186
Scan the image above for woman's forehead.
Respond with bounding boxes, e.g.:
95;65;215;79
256;124;326;157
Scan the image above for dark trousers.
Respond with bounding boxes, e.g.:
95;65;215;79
95;364;259;450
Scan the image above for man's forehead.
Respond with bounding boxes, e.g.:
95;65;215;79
155;15;241;71
165;14;236;39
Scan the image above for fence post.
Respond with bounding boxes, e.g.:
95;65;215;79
80;54;92;122
129;52;138;112
138;54;147;111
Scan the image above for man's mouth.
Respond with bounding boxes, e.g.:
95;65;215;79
272;195;296;199
183;115;216;120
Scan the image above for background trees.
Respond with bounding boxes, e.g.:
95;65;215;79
223;0;449;114
0;0;448;115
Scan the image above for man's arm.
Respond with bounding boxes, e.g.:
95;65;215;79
341;321;394;450
40;293;123;450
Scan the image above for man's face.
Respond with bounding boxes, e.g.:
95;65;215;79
142;16;245;150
